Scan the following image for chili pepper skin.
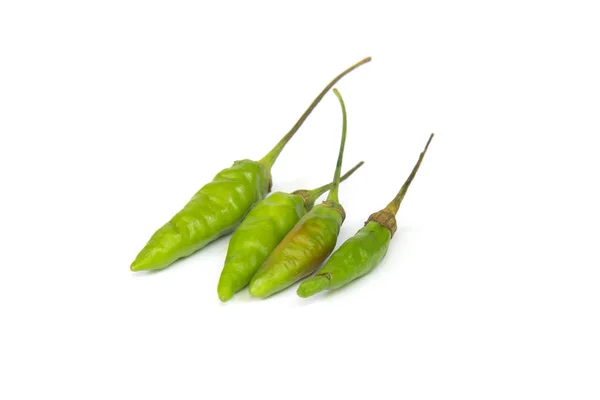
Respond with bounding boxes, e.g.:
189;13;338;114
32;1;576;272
249;202;344;298
249;88;351;298
296;221;390;297
131;160;269;271
218;162;363;302
297;134;434;298
130;57;371;272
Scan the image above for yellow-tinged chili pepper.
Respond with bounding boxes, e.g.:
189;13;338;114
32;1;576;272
218;161;364;302
248;88;352;298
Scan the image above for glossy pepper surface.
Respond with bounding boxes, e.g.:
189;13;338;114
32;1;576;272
130;57;371;272
297;134;434;298
249;88;352;298
218;161;364;302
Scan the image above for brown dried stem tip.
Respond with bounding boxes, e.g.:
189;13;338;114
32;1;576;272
367;133;434;236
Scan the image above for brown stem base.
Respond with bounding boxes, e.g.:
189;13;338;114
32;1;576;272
366;210;397;237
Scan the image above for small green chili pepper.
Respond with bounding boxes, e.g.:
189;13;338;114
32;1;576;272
248;88;352;298
130;57;371;272
217;161;364;302
297;133;434;298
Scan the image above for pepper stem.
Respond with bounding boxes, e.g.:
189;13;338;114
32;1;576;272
301;161;364;208
385;133;434;215
326;88;348;203
259;57;371;171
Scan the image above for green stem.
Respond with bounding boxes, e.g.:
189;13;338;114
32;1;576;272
303;161;364;207
327;88;348;203
259;57;371;171
385;133;434;215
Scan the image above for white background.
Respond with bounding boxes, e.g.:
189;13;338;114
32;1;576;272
1;1;599;399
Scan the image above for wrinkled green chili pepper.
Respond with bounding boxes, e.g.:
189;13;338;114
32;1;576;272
217;161;364;302
297;133;434;298
248;88;352;298
130;57;371;272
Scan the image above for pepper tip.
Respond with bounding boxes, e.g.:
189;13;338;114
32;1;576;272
217;285;234;302
248;279;269;299
297;275;330;298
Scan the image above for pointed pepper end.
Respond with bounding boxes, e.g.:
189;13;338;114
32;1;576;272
297;276;330;298
130;254;159;272
217;284;234;303
130;261;144;272
248;278;270;299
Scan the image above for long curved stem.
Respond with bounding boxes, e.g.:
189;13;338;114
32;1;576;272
385;133;434;215
259;57;371;171
327;88;348;203
302;161;364;208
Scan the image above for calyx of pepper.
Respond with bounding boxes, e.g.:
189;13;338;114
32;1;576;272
292;190;312;209
366;210;397;237
322;200;346;222
367;133;434;238
234;159;272;192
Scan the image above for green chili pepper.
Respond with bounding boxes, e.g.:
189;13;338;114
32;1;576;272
297;133;434;298
217;161;364;302
248;88;352;298
130;57;371;272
